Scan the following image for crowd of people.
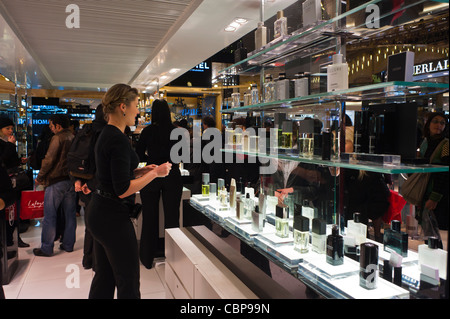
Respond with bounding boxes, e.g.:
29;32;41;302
1;84;449;299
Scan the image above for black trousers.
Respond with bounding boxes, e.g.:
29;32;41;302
86;193;140;299
139;171;182;269
79;192;94;269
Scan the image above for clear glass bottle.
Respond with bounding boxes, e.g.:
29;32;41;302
275;204;289;238
326;225;344;266
327;53;349;92
264;75;274;103
252;205;264;232
243;193;253;220
273;10;288;40
251;84;259;105
293;215;309;253
418;236;447;280
299;133;314;158
231;92;240;107
311;218;327;254
347;212;367;245
219;186;228;207
201;173;210;197
383;220;408;257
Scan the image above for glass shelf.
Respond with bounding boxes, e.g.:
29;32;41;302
216;0;447;78
220;81;449;114
220;148;449;174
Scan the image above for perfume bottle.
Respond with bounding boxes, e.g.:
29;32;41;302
293;215;309;253
281;120;293;149
236;177;244;195
264;75;275;102
234;40;247;63
251;205;264;232
236;195;244;220
327;53;349;92
383;220;408;257
347;212;367;245
275;204;290;238
209;183;217;201
326;225;344;266
273;10;288;40
254;21;267;50
294;73;310;97
244;182;254;199
243;193;254;220
299;133;314;158
302;0;322;27
202;173;210;197
311;218;327;254
217;178;225;195
251;84;259;105
219;186;228;207
322;128;332;160
231;92;240;107
229;178;236;208
418;236;448;280
359;243;379;290
276;73;293;100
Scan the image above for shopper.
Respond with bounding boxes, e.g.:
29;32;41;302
33;114;77;257
71;104;107;270
136;99;182;269
1;164;16;299
0;116;30;248
87;84;171;299
416;112;449;247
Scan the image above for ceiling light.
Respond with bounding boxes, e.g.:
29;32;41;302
224;17;249;32
169;68;180;74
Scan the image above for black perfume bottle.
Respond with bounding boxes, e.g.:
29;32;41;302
326;225;344;266
383;220;408;257
360;243;379;290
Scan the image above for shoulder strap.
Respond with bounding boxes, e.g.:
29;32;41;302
429;138;449;164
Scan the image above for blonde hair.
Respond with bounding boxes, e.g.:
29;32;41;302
102;83;139;115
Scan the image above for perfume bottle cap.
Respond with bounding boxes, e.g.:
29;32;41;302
282;120;293;132
277;10;284;19
391;220;401;232
254;204;259;213
218;178;225;189
265;74;272;80
246;193;250;199
360;243;379;268
294;215;309;232
278;73;286;80
428;236;439;249
332;53;344;64
312;218;326;235
276;204;289;219
257;21;265;28
202;173;210;184
294;203;302;216
353;212;361;223
331;224;340;236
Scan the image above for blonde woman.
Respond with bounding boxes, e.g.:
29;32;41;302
86;84;171;299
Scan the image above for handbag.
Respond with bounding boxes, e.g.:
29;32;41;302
20;188;45;219
399;138;448;206
399;172;430;206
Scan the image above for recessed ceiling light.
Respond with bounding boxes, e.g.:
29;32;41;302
224;17;249;32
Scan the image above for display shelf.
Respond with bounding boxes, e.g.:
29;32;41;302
220;81;449;114
216;0;445;78
220;148;449;174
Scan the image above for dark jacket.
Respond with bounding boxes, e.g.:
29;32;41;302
36;128;74;187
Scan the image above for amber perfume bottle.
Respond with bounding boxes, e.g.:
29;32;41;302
383;220;408;257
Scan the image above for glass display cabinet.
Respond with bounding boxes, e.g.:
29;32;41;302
189;0;449;299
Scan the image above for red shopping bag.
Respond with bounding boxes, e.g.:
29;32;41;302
382;190;407;224
20;189;45;219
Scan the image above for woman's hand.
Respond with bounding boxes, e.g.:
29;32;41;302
7;135;16;144
153;162;172;177
275;187;294;204
425;199;438;211
74;180;83;192
81;183;91;195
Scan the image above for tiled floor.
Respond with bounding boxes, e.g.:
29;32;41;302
3;216;167;299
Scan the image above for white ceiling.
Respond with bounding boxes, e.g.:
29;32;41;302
0;0;297;92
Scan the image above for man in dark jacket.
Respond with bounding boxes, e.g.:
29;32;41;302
33;114;76;257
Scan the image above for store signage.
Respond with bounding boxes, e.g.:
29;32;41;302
181;108;198;116
190;62;210;72
413;59;449;76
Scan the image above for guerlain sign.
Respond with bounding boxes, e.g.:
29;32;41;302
414;59;449;76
